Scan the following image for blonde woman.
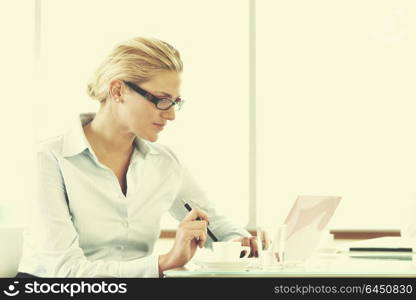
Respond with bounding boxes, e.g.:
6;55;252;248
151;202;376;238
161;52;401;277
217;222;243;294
17;37;257;278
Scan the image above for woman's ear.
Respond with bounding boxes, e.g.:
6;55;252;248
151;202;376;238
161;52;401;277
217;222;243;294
108;79;123;101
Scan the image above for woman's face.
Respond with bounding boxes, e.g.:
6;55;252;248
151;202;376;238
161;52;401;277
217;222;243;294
118;71;181;142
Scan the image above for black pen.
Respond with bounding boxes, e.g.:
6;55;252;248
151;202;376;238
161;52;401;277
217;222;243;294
183;202;218;242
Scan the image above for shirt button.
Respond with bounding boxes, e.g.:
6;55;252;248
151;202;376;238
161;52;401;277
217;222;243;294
123;221;129;228
118;245;124;251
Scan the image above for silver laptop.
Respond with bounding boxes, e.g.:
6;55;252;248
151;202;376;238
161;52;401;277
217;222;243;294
283;195;341;261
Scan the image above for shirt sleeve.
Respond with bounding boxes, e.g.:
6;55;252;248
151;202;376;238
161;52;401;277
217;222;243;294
22;149;160;278
169;165;251;249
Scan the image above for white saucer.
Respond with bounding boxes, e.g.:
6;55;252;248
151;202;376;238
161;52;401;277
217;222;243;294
194;259;251;271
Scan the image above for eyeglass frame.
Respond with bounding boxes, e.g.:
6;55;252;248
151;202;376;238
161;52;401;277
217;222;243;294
123;80;184;111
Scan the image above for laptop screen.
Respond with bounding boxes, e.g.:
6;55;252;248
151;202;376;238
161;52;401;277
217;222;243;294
283;195;341;261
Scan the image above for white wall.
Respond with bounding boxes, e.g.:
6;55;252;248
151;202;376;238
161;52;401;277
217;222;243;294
257;0;416;230
0;0;35;225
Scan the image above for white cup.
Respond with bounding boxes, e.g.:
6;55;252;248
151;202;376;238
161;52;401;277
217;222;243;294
211;242;251;262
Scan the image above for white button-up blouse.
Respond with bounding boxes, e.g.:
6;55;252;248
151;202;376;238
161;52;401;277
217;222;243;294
17;113;250;278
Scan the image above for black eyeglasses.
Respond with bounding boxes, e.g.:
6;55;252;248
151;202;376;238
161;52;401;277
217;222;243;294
123;81;184;111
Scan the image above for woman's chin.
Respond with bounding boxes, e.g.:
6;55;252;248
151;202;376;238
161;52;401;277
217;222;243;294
148;136;158;142
143;133;159;143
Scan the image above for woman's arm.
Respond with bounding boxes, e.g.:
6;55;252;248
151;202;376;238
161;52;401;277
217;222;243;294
169;166;251;249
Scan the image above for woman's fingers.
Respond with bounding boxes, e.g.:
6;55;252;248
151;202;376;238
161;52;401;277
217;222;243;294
249;236;259;257
184;220;208;229
240;237;259;257
179;212;209;248
188;229;207;248
182;208;209;223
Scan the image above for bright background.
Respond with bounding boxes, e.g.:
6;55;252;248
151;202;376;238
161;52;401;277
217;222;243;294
256;0;416;230
0;0;415;233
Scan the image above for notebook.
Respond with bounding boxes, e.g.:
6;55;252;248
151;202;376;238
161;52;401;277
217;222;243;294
341;236;414;253
334;236;416;260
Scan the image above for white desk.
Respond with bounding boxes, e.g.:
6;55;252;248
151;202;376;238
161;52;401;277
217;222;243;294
164;241;416;278
164;255;416;277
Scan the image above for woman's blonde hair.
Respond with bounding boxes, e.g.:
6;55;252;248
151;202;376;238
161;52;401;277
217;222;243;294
87;37;183;102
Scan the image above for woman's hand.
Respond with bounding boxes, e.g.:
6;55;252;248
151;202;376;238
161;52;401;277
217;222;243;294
158;208;209;276
231;236;259;258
